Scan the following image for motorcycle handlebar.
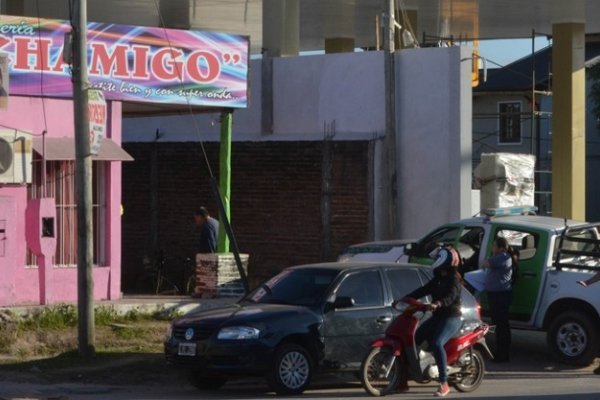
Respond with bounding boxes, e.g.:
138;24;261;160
393;297;432;313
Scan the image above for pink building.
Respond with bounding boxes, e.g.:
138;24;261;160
0;96;130;306
0;16;247;306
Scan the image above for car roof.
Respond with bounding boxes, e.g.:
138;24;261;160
338;214;591;260
457;215;587;231
345;239;414;249
288;261;427;273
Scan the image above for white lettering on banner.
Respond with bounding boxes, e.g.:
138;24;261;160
88;90;106;155
11;37;223;84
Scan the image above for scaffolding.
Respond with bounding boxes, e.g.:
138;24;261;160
471;30;553;215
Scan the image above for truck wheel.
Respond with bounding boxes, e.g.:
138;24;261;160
267;343;313;395
547;311;599;366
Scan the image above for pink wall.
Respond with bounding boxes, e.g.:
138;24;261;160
0;96;123;306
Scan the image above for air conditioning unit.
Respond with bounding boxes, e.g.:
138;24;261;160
0;129;32;184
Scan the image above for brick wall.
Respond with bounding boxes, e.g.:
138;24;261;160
121;140;371;293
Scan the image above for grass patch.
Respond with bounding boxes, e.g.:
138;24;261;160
0;305;173;358
0;305;184;386
21;304;78;330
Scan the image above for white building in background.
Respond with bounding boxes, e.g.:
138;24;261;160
124;47;473;240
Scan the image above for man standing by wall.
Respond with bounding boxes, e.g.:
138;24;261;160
194;206;219;253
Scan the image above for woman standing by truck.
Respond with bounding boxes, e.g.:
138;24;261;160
483;237;518;363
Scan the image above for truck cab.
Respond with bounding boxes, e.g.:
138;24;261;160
404;206;600;366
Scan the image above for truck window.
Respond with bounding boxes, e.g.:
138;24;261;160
554;226;600;269
495;229;538;261
413;226;462;258
459;227;485;272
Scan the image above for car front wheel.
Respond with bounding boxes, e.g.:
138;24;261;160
547;311;599;366
267;343;313;395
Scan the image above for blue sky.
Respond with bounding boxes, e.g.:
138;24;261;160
477;37;552;68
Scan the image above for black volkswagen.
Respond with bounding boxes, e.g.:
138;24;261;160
164;262;481;395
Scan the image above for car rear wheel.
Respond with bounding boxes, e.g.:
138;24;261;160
267;343;313;395
547;311;599;366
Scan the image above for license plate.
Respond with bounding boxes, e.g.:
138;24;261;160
178;342;197;356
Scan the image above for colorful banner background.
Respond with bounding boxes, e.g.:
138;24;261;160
0;16;249;108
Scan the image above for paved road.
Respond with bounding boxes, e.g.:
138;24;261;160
2;330;599;400
3;373;599;400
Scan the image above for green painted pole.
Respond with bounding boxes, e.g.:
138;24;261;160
217;110;232;253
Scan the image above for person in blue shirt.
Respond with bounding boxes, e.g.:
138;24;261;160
483;237;517;363
194;206;219;253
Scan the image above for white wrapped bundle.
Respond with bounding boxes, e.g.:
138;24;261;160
474;153;535;209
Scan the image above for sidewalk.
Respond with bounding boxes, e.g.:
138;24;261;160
104;294;239;315
0;295;239;317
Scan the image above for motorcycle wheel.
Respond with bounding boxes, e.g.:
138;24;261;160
453;349;485;392
360;346;400;397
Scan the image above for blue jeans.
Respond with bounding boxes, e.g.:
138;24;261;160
415;315;463;384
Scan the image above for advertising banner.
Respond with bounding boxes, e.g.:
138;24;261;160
88;90;106;155
0;16;249;108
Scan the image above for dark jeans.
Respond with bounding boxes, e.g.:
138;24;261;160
488;290;513;359
415;314;463;384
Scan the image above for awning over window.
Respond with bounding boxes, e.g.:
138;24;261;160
32;137;133;161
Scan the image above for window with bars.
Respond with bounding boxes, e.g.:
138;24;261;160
498;101;522;144
27;156;106;267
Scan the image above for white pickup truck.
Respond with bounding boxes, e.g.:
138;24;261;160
342;206;600;366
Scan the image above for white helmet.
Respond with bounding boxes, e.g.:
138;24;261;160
429;246;460;269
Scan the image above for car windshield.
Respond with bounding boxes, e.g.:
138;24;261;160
242;268;339;306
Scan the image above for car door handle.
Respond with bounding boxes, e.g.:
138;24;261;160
376;316;392;324
522;272;536;278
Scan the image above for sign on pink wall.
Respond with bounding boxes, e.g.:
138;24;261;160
0;16;249;108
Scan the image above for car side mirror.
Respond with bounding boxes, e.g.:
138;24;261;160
404;243;415;256
333;296;355;309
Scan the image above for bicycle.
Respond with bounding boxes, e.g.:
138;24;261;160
152;250;196;296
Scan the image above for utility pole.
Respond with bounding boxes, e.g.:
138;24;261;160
72;0;95;358
383;0;398;238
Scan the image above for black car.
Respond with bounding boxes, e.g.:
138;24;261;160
164;262;482;395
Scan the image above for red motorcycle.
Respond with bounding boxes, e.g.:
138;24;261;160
360;297;492;396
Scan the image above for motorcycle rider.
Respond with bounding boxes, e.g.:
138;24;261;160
395;245;463;397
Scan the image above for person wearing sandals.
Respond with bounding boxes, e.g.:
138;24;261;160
396;245;463;397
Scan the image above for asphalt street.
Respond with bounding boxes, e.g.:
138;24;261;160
2;330;599;400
